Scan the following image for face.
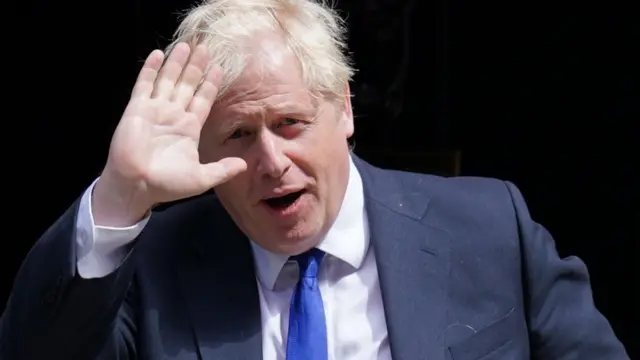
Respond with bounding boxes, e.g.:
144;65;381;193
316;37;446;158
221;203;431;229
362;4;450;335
199;35;354;255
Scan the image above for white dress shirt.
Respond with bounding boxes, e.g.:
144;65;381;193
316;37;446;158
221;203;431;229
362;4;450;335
76;158;392;360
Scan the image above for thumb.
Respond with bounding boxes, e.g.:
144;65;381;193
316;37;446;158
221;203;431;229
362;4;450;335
200;157;247;188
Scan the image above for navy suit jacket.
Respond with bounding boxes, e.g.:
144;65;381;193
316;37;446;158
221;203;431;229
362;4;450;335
1;157;628;360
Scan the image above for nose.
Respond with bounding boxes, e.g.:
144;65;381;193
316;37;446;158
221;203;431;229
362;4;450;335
254;131;292;179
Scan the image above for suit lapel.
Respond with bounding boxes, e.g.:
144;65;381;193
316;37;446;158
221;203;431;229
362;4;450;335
178;202;262;360
355;157;452;360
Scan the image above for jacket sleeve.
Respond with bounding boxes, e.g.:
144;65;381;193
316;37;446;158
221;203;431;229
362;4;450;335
505;181;629;360
0;198;139;360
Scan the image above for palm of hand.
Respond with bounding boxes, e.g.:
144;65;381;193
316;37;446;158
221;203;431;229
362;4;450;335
104;43;246;205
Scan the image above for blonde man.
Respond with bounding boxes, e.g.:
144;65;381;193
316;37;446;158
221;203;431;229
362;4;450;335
1;0;627;359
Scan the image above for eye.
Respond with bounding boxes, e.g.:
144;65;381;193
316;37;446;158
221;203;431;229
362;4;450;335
278;117;300;127
228;128;250;140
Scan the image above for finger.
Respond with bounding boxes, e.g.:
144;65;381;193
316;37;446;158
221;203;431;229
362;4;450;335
188;64;222;123
171;44;210;107
131;50;164;98
200;157;247;188
151;43;191;100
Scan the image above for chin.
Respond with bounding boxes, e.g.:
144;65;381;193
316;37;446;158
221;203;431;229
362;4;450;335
258;219;324;255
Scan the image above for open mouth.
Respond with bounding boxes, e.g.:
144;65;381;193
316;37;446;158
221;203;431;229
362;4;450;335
263;190;305;210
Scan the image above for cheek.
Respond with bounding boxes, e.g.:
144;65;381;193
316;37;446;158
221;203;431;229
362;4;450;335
198;120;217;162
200;141;245;166
198;137;228;164
287;126;347;175
215;172;251;205
199;145;216;164
284;142;318;177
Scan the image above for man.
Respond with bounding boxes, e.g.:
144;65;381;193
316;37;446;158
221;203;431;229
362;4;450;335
0;0;628;359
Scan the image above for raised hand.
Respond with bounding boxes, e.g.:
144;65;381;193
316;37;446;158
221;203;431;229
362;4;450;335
93;43;247;226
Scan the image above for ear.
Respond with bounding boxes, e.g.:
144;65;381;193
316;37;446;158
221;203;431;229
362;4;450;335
341;84;354;138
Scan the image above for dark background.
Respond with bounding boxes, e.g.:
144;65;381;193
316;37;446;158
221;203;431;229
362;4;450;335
6;0;637;357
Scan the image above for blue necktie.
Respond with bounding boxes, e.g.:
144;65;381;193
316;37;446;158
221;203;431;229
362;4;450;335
286;248;327;360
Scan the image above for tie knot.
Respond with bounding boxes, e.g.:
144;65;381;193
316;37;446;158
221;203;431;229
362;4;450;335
292;248;324;280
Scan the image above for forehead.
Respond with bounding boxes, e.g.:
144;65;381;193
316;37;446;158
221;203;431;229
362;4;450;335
213;35;315;115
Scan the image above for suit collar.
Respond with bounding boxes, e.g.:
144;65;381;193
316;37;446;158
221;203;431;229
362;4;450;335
352;154;432;220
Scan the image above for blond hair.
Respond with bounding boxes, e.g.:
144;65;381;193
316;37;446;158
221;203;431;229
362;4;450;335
167;0;354;101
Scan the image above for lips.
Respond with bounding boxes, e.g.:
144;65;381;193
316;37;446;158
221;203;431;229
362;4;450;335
263;190;305;209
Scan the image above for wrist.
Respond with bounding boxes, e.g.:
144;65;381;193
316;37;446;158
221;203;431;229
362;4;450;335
91;171;153;227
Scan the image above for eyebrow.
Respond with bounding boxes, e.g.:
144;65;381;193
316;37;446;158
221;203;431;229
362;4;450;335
224;99;316;121
270;101;317;118
219;119;246;134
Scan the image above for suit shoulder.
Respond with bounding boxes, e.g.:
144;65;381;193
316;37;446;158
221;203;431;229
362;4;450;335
388;168;515;201
385;169;524;224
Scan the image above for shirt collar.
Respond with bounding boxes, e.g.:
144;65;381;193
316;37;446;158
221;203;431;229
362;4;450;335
250;157;369;290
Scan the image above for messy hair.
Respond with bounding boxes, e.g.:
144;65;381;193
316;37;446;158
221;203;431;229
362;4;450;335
166;0;355;102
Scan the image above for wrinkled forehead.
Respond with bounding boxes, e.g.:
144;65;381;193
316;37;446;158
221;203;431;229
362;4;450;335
211;35;320;117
